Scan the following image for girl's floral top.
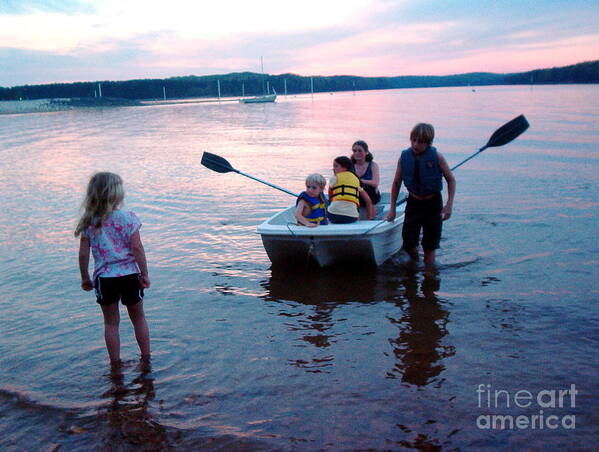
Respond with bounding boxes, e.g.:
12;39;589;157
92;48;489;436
85;210;141;280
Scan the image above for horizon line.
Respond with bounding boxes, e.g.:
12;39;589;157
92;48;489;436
2;60;597;90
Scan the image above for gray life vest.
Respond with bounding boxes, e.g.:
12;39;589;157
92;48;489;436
400;146;442;196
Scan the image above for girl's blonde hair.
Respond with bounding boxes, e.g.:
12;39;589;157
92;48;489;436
74;172;124;237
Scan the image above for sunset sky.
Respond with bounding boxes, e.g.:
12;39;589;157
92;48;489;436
1;0;597;87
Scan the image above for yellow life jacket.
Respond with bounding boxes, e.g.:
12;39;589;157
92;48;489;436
331;171;360;207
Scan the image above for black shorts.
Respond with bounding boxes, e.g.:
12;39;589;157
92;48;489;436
95;274;144;306
360;185;381;206
402;193;443;251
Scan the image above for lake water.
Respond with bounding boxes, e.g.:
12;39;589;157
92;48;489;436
0;85;597;451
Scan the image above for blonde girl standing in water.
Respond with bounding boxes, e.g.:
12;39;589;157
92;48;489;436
75;172;150;365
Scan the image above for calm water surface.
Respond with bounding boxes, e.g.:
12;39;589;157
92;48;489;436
0;85;597;450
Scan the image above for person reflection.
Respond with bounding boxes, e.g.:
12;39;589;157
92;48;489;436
100;358;169;449
387;270;455;386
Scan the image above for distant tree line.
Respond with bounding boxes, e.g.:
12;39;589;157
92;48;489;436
503;60;599;84
1;60;597;101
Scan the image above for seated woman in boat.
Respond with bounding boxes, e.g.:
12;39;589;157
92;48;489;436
350;140;381;205
327;156;375;224
295;173;329;227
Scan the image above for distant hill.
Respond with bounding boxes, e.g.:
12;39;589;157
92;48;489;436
1;60;597;101
503;60;599;84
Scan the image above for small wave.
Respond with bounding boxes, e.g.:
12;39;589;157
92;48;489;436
505;252;552;266
384;251;481;272
437;257;482;270
0;384;98;413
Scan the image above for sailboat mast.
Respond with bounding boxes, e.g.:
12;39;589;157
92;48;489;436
261;56;265;95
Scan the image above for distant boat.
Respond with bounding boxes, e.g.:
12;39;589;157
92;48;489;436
240;92;276;104
240;56;277;104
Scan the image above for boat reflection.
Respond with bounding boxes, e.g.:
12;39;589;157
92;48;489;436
263;263;403;305
262;263;454;386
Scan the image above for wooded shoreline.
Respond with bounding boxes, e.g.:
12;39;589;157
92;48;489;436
1;61;597;102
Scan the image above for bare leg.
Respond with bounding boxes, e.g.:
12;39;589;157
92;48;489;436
423;249;436;268
127;301;150;357
406;247;420;261
101;303;121;363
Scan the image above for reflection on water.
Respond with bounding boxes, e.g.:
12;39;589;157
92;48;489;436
0;360;173;451
97;359;169;450
263;264;455;386
386;270;455;386
263;264;398;365
264;263;403;304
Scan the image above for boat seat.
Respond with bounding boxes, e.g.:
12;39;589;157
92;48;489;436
359;204;386;220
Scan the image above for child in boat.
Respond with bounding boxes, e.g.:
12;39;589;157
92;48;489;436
386;123;456;266
75;172;151;365
351;140;381;205
328;156;375;224
295;173;328;227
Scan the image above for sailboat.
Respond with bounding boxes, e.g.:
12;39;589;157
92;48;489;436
240;89;276;103
240;57;277;104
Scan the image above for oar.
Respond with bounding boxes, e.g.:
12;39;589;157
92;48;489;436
450;114;529;171
201;152;299;197
364;114;531;234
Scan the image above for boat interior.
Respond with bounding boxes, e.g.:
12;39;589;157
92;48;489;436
265;192;402;226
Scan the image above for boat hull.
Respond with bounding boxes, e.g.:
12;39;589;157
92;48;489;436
258;193;406;267
240;94;276;103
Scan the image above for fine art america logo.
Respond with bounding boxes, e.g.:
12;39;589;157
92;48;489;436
476;384;578;430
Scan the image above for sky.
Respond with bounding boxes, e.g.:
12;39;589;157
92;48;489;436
0;0;598;87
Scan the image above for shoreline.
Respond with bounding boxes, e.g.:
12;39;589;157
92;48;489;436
0;96;244;115
0;99;72;115
3;82;596;116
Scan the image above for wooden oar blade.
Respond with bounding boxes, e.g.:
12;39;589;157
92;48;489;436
201;152;235;173
485;114;530;148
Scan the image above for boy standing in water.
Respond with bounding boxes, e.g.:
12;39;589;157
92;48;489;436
386;123;456;266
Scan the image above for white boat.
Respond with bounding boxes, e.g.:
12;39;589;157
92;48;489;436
257;193;406;267
240;93;276;104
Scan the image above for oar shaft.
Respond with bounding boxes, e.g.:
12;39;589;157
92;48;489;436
237;170;299;197
450;146;487;171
